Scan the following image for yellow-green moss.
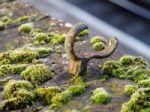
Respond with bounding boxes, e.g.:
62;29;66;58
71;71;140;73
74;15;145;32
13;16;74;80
101;55;149;82
0;89;34;111
51;90;72;108
141;108;150;112
91;88;111;104
18;23;33;33
0;64;28;77
0;47;52;65
90;36;106;44
121;88;150;112
21;64;53;83
3;80;33;99
50;34;66;45
124;85;138;96
78;29;89;37
92;42;106;51
34;86;61;104
67;84;86;96
138;78;150;88
34;33;49;44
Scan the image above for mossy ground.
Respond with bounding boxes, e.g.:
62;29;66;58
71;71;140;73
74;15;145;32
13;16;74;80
0;0;150;112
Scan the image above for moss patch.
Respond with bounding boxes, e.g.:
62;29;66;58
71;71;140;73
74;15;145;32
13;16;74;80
21;64;54;83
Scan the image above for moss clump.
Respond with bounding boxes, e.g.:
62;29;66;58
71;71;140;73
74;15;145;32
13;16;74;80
0;89;34;111
92;42;106;51
67;84;86;96
34;86;61;104
127;69;150;82
15;16;30;23
21;64;53;83
124;85;138;96
0;47;52;65
55;46;63;53
91;88;111;104
90;36;106;44
138;79;150;87
31;47;53;58
101;61;123;77
1;80;34;110
0;16;10;23
78;29;89;37
50;34;66;45
34;33;49;44
51;90;72;108
121;88;150;112
3;80;33;99
18;23;33;33
101;55;149;82
0;64;27;77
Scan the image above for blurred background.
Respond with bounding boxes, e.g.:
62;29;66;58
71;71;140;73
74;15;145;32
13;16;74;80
25;0;150;59
67;0;150;46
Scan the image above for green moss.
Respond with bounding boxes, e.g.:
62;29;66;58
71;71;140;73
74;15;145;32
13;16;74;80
119;55;135;66
67;84;86;96
92;42;105;51
121;88;150;112
2;80;34;110
90;36;106;44
138;79;150;87
0;47;52;65
0;64;27;77
33;47;53;58
0;21;5;30
30;28;43;37
128;69;150;82
3;80;33;99
101;55;149;82
18;23;33;33
34;86;61;104
78;29;89;37
91;88;111;104
0;16;10;23
21;64;53;83
141;108;150;112
15;16;30;23
55;46;63;53
34;33;49;44
51;90;72;108
0;89;34;111
101;60;122;76
50;33;66;45
124;85;138;96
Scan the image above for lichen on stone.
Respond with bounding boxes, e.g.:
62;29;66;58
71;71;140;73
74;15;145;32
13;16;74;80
91;88;111;104
21;64;54;83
